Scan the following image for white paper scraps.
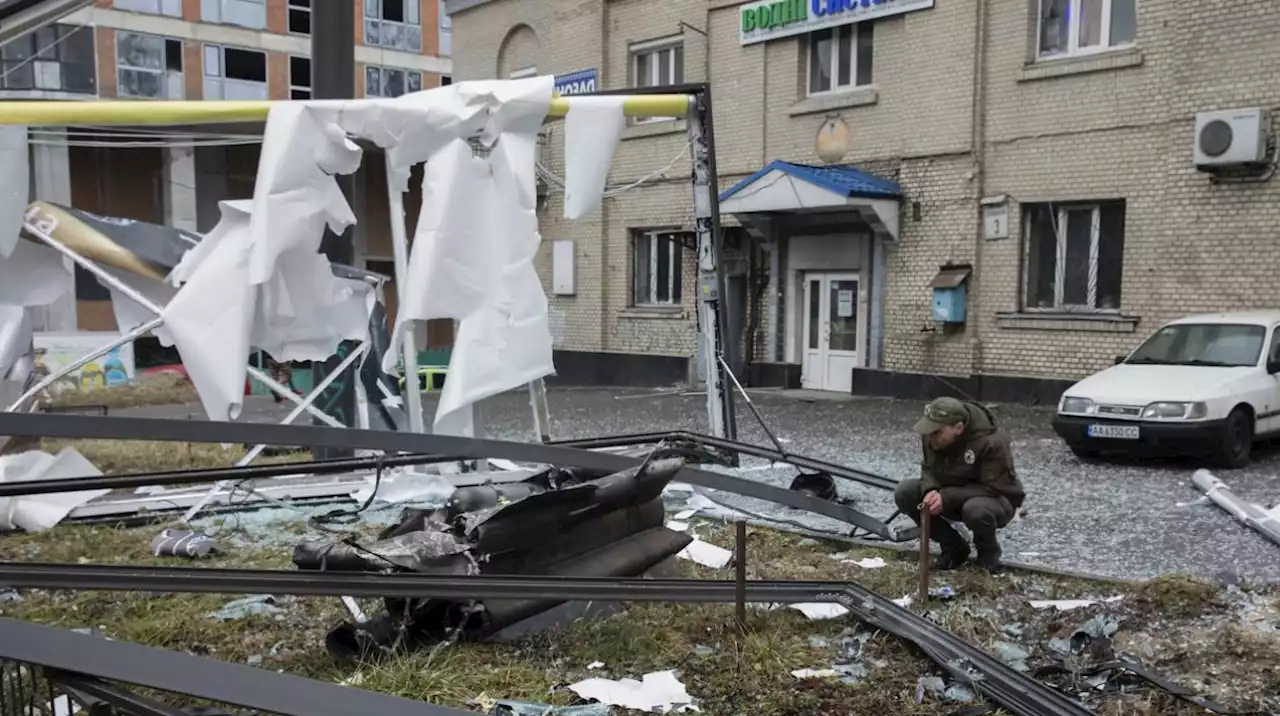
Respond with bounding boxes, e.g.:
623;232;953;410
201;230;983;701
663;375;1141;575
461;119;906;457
673;509;698;520
587;661;605;670
562;96;627;220
789;602;849;620
791;668;839;679
1175;496;1212;508
892;595;914;608
349;471;455;507
677;538;733;569
0;238;74;309
1028;596;1123;612
0;448;110;532
665;520;690;532
837;557;886;569
0;126;28;258
569;670;697;713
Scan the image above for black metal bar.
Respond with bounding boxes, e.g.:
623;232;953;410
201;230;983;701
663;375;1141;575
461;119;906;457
0;619;477;716
734;520;747;627
45;671;189;716
0;413;904;540
309;0;358;455
0;562;850;603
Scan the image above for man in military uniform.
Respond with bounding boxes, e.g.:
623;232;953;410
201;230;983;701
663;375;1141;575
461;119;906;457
894;397;1025;573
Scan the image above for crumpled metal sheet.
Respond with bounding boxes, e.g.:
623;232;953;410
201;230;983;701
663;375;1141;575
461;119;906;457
293;529;472;573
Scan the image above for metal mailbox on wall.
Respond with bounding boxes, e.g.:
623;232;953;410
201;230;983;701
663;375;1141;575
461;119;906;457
928;265;972;324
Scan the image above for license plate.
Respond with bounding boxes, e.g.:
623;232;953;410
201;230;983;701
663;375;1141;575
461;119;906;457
1088;424;1140;440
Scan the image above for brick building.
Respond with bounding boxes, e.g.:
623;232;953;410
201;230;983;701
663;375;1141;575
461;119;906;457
4;0;452;334
444;0;1280;399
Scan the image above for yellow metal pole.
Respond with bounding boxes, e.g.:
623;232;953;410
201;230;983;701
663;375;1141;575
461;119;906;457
0;94;694;126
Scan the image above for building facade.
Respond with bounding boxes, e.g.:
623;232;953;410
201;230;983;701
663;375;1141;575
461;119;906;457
445;0;1280;399
5;0;452;334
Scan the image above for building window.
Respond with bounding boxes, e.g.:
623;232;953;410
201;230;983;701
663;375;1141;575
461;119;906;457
1038;0;1136;59
439;0;451;56
364;0;423;53
365;64;423;97
203;44;268;100
0;23;96;94
289;55;310;99
441;75;451;86
807;22;873;95
114;0;181;16
631;37;683;123
117;32;183;99
632;230;687;307
288;0;311;35
201;0;267;30
1023;200;1126;312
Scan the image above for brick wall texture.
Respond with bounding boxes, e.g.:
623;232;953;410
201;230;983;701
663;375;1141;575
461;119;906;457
447;0;1280;383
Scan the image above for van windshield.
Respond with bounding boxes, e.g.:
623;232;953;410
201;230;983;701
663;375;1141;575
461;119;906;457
1125;323;1265;368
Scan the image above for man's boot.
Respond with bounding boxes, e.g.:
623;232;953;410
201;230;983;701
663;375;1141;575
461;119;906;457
972;529;1003;573
931;521;970;571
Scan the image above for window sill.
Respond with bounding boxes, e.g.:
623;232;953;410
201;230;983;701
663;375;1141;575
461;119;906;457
623;118;687;141
788;86;878;117
620;306;688;320
996;312;1139;333
1019;48;1144;82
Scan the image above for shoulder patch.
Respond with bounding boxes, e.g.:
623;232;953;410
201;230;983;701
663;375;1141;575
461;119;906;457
963;449;976;465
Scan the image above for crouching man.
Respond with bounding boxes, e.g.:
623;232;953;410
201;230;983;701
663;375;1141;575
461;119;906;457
894;397;1025;573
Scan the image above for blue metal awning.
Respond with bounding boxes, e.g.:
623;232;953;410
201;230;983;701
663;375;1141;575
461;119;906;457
718;160;903;241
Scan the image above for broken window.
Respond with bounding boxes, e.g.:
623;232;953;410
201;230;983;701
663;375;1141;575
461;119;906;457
289;55;310;99
1037;0;1136;59
203;44;267;100
1023;200;1126;312
117;33;183;99
364;0;422;53
807;22;873;95
0;23;95;94
633;230;687;307
288;0;311;35
365;65;422;98
201;0;267;30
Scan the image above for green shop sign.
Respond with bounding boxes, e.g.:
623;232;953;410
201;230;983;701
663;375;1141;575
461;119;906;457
739;0;935;45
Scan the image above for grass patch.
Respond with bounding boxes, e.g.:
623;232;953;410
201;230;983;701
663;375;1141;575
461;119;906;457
37;438;312;475
1;497;1277;714
47;372;199;410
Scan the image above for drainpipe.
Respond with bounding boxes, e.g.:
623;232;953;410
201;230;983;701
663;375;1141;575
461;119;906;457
969;0;989;377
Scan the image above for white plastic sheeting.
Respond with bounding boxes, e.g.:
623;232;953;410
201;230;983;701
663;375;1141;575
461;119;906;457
0;126;28;258
0;447;109;532
0;239;74;378
562;96;626;220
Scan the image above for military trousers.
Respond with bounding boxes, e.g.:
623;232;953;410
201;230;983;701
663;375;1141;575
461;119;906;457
893;478;1013;547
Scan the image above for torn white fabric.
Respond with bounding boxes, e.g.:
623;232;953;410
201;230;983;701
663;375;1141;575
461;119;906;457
0;239;74;377
789;602;849;620
0;126;28;258
569;670;697;713
0;448;110;531
99;265;177;340
676;538;733;569
562;96;626;219
163;196;371;421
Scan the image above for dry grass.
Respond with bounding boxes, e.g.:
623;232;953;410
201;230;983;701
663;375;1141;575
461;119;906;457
46;372;199;410
3;513;1277;716
37;438;312;475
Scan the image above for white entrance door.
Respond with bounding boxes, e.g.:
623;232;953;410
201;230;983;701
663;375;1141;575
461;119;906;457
802;273;860;392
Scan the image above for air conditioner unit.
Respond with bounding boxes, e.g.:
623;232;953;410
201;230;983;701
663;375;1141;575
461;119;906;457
1194;107;1272;169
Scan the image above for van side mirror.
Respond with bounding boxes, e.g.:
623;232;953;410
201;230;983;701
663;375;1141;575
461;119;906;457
1268;359;1280;375
1114;355;1126;365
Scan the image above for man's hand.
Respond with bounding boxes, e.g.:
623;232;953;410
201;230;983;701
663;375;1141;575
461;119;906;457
921;490;943;516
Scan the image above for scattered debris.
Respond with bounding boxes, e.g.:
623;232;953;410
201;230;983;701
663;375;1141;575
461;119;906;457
1028;596;1123;611
929;586;957;601
791;667;838;679
1192;469;1280;547
568;669;697;713
151;528;219;559
1048;615;1121;657
489;699;611;716
0;447;110;531
0;588;21;603
828;553;886;569
587;661;605;670
789;602;848;620
207;594;285;621
676;538;732;569
992;641;1031;672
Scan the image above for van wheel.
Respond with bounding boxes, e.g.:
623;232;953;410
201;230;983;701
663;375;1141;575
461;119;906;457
1214;407;1253;469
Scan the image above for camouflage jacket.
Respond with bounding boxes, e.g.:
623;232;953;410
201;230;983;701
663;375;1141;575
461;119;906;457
919;401;1026;511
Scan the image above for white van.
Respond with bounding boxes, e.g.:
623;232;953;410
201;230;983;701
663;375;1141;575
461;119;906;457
1052;311;1280;467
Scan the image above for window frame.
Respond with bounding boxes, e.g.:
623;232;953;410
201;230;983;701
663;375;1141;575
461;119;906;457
288;54;311;99
630;36;684;124
364;0;423;53
287;0;311;36
805;22;872;97
202;44;266;82
115;31;183;99
1036;0;1136;61
632;229;687;307
364;63;424;97
1022;201;1126;314
113;0;182;17
0;23;96;94
201;0;267;30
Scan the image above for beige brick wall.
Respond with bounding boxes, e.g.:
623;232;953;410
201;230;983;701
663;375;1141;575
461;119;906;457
450;0;1280;383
